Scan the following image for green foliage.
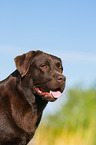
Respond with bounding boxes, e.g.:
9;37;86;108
47;88;96;132
31;87;96;145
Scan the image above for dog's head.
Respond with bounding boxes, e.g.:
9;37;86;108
14;50;66;102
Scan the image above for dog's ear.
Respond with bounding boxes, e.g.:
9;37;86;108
14;51;36;77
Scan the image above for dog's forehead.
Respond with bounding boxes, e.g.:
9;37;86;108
33;52;62;65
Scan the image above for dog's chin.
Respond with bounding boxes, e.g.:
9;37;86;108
35;87;62;102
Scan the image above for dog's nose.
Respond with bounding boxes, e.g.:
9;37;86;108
57;75;66;83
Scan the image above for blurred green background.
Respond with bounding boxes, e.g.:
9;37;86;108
28;86;96;145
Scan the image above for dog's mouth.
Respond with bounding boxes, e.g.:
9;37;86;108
35;87;62;102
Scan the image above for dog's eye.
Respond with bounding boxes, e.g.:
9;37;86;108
59;66;63;73
40;64;49;70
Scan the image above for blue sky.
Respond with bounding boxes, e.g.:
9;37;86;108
0;0;96;90
0;0;96;114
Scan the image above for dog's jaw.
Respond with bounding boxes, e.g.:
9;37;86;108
35;87;62;102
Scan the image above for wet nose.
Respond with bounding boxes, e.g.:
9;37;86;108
57;75;66;83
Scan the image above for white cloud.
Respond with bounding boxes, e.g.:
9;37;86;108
56;51;96;64
0;45;96;63
0;45;29;55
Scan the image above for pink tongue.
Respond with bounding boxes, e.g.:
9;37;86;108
50;91;61;98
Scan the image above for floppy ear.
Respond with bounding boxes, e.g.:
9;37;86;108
14;51;36;77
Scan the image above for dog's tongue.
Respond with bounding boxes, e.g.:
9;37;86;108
50;91;61;98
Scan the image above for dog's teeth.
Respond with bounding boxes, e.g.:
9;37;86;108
50;91;52;94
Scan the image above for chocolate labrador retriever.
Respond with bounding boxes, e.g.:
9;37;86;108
0;50;66;145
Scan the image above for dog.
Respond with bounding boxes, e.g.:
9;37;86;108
0;50;66;145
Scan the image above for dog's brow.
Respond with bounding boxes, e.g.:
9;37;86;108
39;60;50;66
